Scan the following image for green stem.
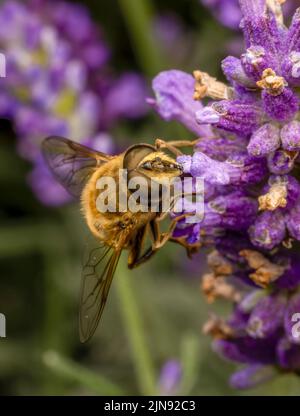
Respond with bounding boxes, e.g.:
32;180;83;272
115;262;157;395
43;350;125;396
118;0;163;76
179;333;199;395
40;236;71;394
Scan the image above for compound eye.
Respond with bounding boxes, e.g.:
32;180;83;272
142;161;152;170
118;221;126;229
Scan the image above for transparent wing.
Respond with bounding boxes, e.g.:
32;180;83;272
79;242;122;342
42;136;111;197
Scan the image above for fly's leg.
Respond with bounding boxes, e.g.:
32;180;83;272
155;138;199;156
152;188;199;251
127;224;149;269
169;236;201;258
128;213;193;269
127;220;160;269
154;212;193;249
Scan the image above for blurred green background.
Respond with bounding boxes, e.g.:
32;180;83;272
1;0;300;396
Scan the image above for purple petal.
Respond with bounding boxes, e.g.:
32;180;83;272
286;8;300;53
239;0;265;20
150;70;212;136
286;204;300;240
277;337;300;370
197;100;261;138
276;252;300;290
177;154;192;174
262;88;298;123
230;364;276;389
188;152;232;185
196;106;220;124
282;52;300;87
195;135;247;161
267;149;297;175
247;123;280;157
186;151;266;186
204;191;257;230
222;55;255;87
284;175;300;208
239;2;283;54
281;120;300;151
241;46;278;81
249;210;286;250
158;360;182;395
247;295;286;339
213;334;277;365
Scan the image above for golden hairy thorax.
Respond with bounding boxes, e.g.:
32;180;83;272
81;153;155;249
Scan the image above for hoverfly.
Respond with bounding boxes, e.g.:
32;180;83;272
42;136;195;342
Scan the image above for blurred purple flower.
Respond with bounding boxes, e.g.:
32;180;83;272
152;13;195;67
0;0;148;205
201;0;242;30
201;0;296;30
158;360;182;395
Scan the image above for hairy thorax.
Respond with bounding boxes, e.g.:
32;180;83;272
81;153;155;249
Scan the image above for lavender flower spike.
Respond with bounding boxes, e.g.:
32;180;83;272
151;0;300;389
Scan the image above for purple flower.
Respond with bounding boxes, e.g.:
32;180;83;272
158;360;182;395
148;70;213;137
201;0;296;30
0;0;147;205
249;210;286;250
151;0;300;389
198;3;300;157
212;288;300;383
152;13;193;67
247;123;280;157
246;295;286;338
102;73;148;125
200;0;242;30
230;364;277;389
196;100;262;138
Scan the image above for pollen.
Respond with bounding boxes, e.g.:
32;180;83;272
203;315;234;340
258;182;287;211
207;250;233;276
193;70;233;101
239;249;286;288
201;273;241;303
256;68;287;96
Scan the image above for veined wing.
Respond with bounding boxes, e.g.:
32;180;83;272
42;136;112;197
79;242;122;342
